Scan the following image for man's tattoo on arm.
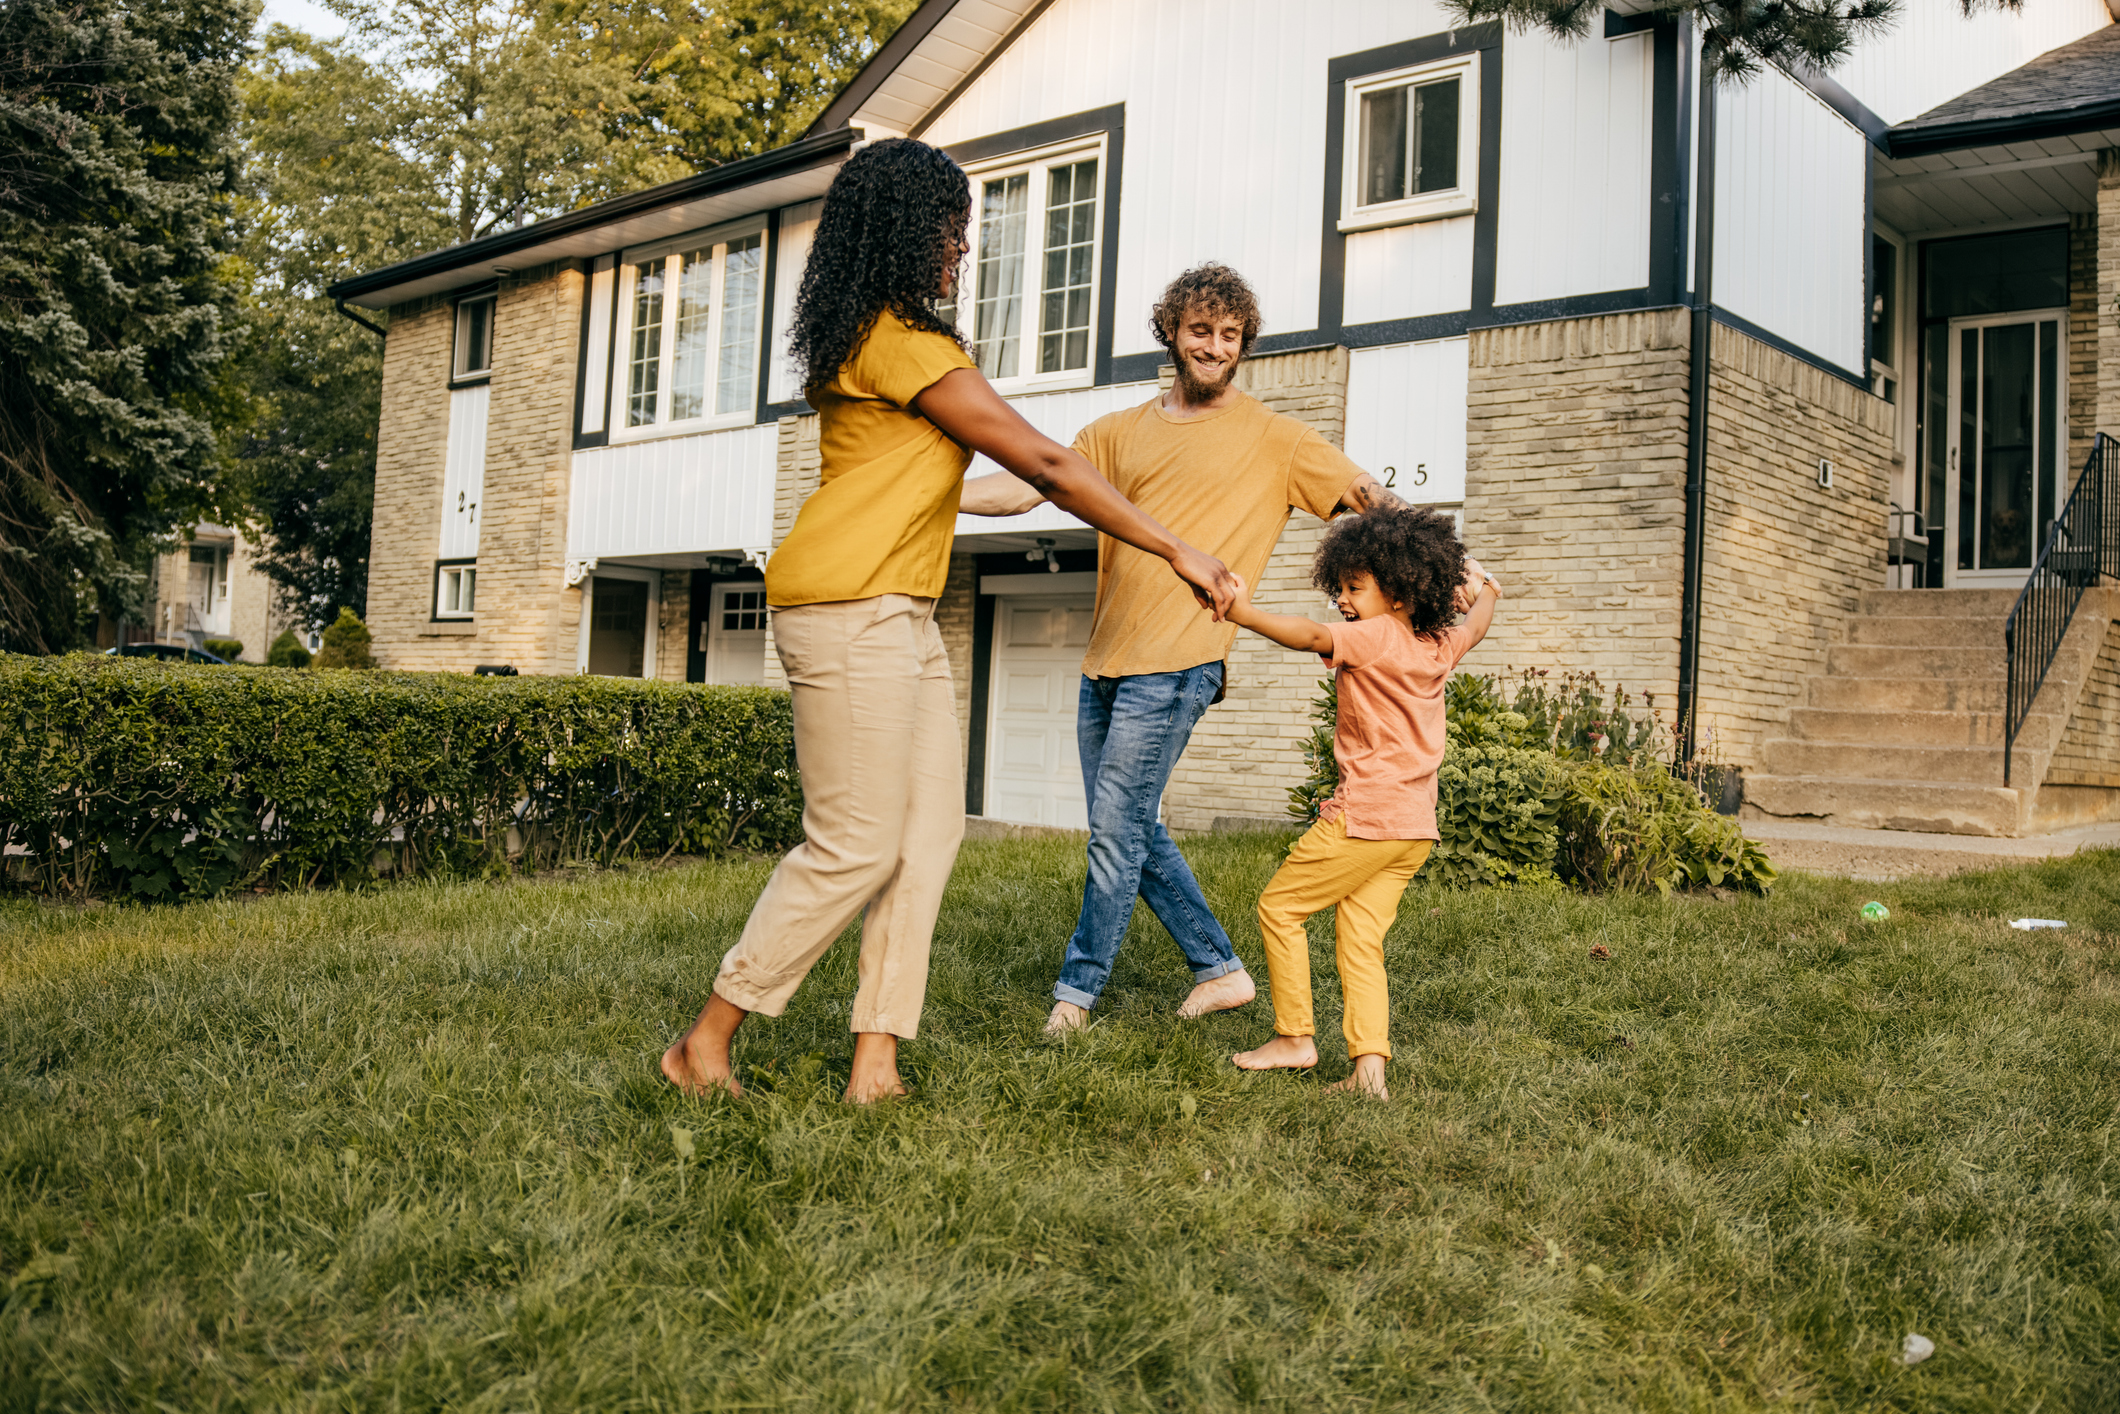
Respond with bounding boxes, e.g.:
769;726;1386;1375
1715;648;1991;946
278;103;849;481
1345;473;1408;515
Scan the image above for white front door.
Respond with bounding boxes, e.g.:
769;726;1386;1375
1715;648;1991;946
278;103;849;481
704;582;767;685
1944;310;2067;586
984;593;1094;828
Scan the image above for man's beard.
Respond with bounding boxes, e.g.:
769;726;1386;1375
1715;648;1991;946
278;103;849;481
1174;350;1238;402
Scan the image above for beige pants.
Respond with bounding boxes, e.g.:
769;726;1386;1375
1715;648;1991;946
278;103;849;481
713;594;965;1039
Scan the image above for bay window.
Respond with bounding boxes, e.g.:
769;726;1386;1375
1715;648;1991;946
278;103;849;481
613;222;766;435
949;140;1105;390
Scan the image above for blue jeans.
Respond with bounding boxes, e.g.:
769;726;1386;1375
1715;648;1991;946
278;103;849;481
1052;664;1245;1009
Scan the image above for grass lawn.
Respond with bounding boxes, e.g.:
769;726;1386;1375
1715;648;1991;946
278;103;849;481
4;833;2120;1411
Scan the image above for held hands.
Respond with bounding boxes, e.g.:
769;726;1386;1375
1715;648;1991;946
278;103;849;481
1453;556;1499;614
1173;544;1239;622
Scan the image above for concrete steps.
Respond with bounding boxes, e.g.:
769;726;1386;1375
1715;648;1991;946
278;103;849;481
1743;587;2113;839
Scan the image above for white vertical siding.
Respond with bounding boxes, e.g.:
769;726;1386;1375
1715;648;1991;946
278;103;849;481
1493;29;1654;306
1343;339;1469;503
439;383;488;558
918;0;1470;357
1713;66;1867;373
1343;217;1475;324
1831;0;2112;127
579;256;614;435
954;380;1160;538
767;199;821;404
566;424;776;561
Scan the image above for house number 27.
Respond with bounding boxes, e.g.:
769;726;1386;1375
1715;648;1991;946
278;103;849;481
1381;465;1428;488
458;491;476;522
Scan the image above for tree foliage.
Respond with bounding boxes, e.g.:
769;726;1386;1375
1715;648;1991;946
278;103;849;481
0;0;252;652
1440;0;2020;81
234;0;915;631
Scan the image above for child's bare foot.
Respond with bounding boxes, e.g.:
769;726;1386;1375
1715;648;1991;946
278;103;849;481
1178;969;1256;1019
1044;1000;1089;1037
1325;1053;1390;1100
661;993;747;1097
1231;1034;1318;1071
844;1032;909;1103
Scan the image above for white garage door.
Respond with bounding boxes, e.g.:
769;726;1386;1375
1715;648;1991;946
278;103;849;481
985;593;1093;828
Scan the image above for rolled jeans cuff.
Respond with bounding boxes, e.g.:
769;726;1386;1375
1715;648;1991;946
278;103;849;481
1052;981;1099;1010
1191;956;1246;984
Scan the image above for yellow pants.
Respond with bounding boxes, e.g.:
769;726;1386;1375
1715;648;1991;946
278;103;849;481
1257;815;1433;1060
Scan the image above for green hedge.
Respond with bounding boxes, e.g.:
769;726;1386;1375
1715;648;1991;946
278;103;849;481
0;655;802;900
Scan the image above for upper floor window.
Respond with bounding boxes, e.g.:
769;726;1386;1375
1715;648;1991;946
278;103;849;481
454;292;495;380
1340;54;1479;232
945;138;1105;392
613;222;765;435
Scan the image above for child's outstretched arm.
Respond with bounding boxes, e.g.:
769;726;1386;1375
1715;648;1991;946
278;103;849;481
1458;568;1502;650
1226;576;1334;655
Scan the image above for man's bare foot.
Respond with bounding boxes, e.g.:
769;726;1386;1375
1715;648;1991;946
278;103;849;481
1178;969;1256;1019
1325;1053;1390;1100
1231;1034;1318;1071
1044;1000;1089;1037
661;992;747;1097
844;1031;909;1103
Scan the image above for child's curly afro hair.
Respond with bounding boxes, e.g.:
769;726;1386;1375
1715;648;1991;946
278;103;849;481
1311;503;1467;637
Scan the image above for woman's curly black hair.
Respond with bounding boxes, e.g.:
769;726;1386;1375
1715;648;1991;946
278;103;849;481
786;139;971;394
1311;503;1467;637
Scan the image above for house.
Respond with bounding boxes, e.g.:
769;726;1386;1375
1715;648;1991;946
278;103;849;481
116;524;309;663
329;0;2120;838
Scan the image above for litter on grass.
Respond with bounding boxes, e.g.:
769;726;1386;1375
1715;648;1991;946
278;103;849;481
1897;1333;1935;1366
2008;918;2068;930
1860;901;1890;922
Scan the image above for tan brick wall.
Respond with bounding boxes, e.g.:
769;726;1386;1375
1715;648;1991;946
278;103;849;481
1696;323;1896;769
2047;618;2120;789
2102;151;2120;438
1166;346;1353;830
657;571;690;682
367;262;585;675
365;295;456;669
2069;210;2098;472
1462;310;1690;707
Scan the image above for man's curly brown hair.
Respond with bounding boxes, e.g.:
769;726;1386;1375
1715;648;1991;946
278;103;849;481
1149;263;1262;359
1312;503;1467;637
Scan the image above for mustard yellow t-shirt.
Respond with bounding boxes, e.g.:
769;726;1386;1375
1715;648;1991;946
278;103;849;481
763;314;977;607
1075;392;1362;678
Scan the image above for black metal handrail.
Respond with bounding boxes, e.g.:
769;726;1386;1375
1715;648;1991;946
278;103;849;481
2004;432;2117;786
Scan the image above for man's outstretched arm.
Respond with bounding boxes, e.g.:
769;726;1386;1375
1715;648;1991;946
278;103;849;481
1336;471;1408;516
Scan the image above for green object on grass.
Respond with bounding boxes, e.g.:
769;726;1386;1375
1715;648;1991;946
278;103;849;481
1862;901;1890;922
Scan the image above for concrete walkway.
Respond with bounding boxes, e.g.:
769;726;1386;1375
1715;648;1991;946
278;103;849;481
1744;817;2120;880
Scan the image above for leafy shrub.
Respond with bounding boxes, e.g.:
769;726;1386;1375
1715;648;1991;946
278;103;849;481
0;655;802;900
202;637;243;662
1286;670;1773;895
313;607;374;669
265;629;312;668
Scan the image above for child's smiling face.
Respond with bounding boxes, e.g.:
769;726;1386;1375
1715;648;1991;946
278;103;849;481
1333;572;1401;623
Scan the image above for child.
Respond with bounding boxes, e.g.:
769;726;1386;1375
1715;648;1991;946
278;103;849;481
1226;504;1500;1099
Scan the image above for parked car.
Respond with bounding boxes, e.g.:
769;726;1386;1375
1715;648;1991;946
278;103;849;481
104;643;231;665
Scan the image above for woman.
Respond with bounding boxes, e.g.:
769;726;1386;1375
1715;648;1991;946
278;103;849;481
661;138;1236;1103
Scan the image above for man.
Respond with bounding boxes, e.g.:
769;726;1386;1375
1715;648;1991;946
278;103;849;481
962;263;1412;1035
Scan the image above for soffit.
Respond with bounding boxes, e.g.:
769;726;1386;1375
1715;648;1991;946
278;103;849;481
809;0;1047;139
1874;126;2120;233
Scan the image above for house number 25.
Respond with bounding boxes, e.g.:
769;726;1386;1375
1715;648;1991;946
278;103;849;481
1381;464;1428;488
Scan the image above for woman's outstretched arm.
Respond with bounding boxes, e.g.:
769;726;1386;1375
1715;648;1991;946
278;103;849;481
916;367;1236;618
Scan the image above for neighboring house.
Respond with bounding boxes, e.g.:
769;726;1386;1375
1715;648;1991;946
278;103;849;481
331;0;2120;838
125;524;308;662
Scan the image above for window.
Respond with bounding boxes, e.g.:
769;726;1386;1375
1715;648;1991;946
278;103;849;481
1340;55;1479;232
950;142;1105;389
454;294;495;380
613;224;766;435
719;587;764;633
436;561;476;619
1870;232;1900;405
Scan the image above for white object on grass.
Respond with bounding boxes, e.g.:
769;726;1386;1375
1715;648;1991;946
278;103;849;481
2007;918;2068;930
1897;1333;1935;1366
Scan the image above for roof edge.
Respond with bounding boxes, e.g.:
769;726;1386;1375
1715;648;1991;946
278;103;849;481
326;127;862;303
1890;98;2120;158
806;0;965;138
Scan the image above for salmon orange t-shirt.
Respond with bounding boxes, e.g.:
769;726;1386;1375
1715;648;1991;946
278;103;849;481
1072;393;1361;678
1318;615;1479;841
763;314;977;607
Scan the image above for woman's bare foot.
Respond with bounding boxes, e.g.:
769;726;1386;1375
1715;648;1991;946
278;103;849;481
1044;1000;1089;1037
1325;1053;1390;1100
844;1031;909;1103
1231;1033;1318;1071
661;992;747;1097
1178;969;1256;1019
